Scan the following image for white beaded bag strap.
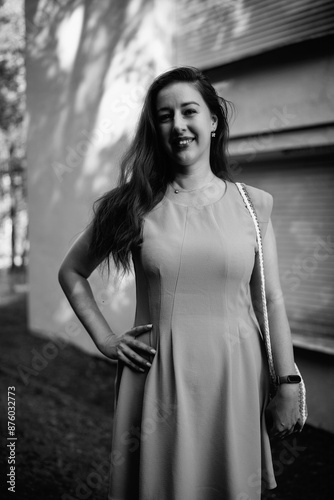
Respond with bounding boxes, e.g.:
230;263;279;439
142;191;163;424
235;182;307;426
235;182;276;384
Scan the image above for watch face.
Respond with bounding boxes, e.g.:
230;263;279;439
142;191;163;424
287;375;301;383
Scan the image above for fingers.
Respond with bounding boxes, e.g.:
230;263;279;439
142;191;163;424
117;346;152;373
270;419;300;440
130;323;156;355
129;323;154;337
117;323;156;373
270;421;286;440
131;324;157;353
266;409;293;440
265;395;302;441
293;418;304;433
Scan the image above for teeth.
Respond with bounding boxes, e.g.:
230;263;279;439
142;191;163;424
177;139;193;146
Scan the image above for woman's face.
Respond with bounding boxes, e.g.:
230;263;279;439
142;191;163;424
156;82;217;170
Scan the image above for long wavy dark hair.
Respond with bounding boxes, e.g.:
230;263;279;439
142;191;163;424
89;66;234;275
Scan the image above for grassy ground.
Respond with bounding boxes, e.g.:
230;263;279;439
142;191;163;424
0;268;334;500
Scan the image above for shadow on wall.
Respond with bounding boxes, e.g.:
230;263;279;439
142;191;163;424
26;0;159;192
26;0;172;353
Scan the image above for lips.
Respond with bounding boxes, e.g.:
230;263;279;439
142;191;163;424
172;137;195;149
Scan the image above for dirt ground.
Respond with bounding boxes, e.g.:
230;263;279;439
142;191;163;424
0;268;334;500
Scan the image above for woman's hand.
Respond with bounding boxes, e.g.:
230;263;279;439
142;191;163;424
265;384;303;440
99;324;156;373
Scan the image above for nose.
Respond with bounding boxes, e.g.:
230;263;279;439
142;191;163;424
173;111;186;133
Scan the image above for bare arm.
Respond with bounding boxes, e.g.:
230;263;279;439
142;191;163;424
251;220;296;375
251;220;301;438
58;223;155;372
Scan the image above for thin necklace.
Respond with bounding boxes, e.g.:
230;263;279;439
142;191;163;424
171;174;216;194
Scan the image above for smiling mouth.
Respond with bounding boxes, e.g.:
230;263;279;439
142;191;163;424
173;138;195;149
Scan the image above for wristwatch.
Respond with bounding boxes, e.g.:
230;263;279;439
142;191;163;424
276;374;301;385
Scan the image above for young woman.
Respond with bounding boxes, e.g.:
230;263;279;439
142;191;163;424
58;67;303;500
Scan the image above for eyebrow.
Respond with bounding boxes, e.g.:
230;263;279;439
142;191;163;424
157;101;200;112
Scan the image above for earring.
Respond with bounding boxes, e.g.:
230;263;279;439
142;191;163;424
211;131;216;138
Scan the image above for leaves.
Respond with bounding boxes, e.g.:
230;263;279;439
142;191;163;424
0;0;25;134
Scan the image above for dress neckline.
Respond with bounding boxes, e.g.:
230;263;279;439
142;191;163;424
165;175;228;207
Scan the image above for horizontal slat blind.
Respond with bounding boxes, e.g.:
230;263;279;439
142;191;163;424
175;0;334;69
237;160;334;344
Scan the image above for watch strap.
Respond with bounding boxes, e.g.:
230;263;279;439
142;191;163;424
276;374;302;385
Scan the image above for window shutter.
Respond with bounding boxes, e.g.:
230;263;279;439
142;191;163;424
175;0;334;69
238;158;334;351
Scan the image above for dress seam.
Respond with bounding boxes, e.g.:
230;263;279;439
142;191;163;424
169;206;189;321
210;204;231;350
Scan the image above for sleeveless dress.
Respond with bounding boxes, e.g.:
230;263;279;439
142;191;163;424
108;176;277;500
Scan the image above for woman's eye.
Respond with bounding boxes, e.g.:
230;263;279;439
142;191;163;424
158;114;172;122
184;109;196;116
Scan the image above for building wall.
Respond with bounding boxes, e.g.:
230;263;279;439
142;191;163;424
211;49;334;141
26;0;175;355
